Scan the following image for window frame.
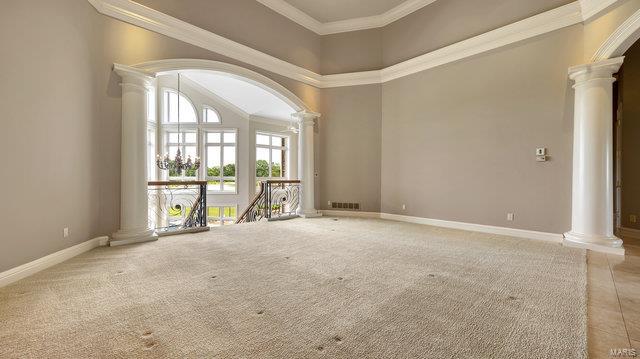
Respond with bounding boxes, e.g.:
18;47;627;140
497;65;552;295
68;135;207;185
207;204;238;226
158;88;239;193
204;129;238;194
203;106;222;124
255;132;290;190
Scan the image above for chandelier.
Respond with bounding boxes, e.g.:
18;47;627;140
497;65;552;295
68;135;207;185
156;73;201;175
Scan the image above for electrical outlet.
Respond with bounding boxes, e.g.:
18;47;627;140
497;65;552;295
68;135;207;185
507;213;515;221
402;204;406;210
63;227;69;238
631;215;637;223
328;201;331;206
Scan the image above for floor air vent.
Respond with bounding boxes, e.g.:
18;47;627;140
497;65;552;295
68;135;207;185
331;202;360;210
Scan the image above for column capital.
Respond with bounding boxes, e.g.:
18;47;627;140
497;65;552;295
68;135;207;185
113;64;156;88
568;57;624;84
292;110;321;125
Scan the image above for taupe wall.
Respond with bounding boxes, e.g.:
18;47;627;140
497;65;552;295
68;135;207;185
381;26;583;233
319;85;382;212
620;41;640;230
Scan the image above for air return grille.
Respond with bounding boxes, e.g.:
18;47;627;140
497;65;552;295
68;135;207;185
331;202;360;211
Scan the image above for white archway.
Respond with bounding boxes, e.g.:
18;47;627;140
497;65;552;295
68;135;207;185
111;60;321;246
592;8;640;62
132;59;310;115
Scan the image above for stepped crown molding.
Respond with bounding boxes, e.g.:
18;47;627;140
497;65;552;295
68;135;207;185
91;0;599;88
579;0;620;21
255;0;438;35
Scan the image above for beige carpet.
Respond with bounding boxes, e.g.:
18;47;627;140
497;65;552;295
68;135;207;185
0;217;587;358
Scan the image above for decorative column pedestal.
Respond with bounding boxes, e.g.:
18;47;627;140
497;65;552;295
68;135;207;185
294;111;322;218
111;64;158;246
564;58;625;255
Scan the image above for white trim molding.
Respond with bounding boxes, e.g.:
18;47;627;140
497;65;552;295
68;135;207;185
256;0;438;35
380;2;582;83
88;0;324;87
580;0;621;22
132;59;310;112
91;0;586;88
0;237;109;288
320;210;564;243
592;7;640;62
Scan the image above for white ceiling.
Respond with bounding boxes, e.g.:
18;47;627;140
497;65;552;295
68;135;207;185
282;0;408;23
184;72;297;121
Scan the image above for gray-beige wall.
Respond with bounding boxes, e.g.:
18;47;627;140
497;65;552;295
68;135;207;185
381;27;582;233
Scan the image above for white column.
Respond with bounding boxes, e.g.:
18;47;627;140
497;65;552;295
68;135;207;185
294;111;322;218
564;57;625;255
111;64;158;246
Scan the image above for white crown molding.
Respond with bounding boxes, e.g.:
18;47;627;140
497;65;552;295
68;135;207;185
256;0;438;35
320;210;564;243
592;7;640;62
91;0;584;88
88;0;324;87
579;0;621;21
0;236;109;288
380;2;582;83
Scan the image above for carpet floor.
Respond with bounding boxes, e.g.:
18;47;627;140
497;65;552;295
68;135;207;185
0;217;587;358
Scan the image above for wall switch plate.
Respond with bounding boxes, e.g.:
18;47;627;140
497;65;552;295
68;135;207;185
536;148;548;162
402;204;406;210
63;227;69;238
328;201;331;206
507;213;515;221
631;215;637;223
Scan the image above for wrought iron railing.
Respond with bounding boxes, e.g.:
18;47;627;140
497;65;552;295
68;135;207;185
236;180;301;224
148;181;210;236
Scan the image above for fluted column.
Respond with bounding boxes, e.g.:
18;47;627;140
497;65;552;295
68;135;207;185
111;64;158;246
564;57;625;255
294;111;322;218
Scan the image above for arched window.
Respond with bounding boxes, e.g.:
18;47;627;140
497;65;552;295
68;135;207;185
203;107;221;123
163;90;197;123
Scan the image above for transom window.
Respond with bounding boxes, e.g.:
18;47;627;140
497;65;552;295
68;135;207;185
206;130;237;193
256;133;289;189
203;107;221;123
163;90;197;123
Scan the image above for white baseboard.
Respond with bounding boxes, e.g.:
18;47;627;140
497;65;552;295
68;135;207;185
320;210;563;243
0;236;109;288
620;227;640;240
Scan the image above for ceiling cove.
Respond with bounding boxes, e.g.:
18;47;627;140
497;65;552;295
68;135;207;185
255;0;439;35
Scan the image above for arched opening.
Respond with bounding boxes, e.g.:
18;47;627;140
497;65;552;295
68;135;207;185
111;60;320;245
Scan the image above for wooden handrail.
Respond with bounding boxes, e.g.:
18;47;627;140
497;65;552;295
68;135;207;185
148;180;208;186
261;180;301;184
236;183;266;224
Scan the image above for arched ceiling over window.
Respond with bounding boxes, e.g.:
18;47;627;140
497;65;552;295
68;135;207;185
183;71;298;121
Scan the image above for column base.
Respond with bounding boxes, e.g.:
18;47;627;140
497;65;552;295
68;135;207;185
110;228;158;247
563;231;625;255
298;209;323;218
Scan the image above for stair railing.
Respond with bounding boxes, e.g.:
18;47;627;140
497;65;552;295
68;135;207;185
236;180;301;224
